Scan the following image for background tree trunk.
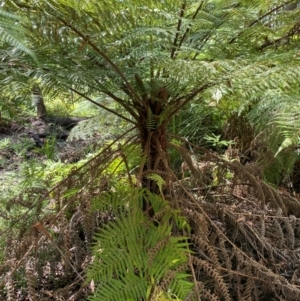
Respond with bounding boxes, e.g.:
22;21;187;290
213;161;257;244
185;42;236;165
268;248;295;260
32;84;47;119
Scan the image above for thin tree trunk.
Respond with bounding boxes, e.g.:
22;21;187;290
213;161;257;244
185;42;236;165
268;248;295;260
32;84;47;119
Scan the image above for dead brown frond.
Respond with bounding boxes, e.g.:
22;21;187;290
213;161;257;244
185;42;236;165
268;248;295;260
169;138;300;300
25;258;37;301
0;132;134;300
192;257;232;301
5;273;15;301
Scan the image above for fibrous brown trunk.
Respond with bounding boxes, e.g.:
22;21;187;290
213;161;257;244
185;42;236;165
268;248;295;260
138;124;170;217
136;89;171;197
139;124;169;193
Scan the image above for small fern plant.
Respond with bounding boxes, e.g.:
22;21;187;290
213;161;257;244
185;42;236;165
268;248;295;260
87;187;193;301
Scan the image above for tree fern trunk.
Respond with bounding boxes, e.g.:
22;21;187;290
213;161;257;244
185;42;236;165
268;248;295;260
139;123;169;216
138;101;169;194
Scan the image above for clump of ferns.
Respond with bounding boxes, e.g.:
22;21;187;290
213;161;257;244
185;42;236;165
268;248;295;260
87;187;194;301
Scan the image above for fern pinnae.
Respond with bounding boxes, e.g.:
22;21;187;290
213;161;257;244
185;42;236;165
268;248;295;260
88;186;193;300
284;217;295;249
193;257;232;301
0;9;36;59
146;107;157;131
192;235;219;266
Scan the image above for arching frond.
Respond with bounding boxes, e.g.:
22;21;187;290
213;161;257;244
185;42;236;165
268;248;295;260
0;9;35;59
88;187;192;301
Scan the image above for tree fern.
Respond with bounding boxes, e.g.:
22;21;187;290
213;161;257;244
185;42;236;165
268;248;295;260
3;1;300;176
2;2;300;299
237;88;300;183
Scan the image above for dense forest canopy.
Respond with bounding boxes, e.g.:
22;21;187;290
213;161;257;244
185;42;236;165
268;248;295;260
1;1;300;300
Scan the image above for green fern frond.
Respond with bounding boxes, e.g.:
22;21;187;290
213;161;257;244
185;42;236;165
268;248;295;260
88;187;192;301
91;186;144;213
241;90;300;183
147;173;166;195
146;107;158;131
267;101;300;157
0;9;36;59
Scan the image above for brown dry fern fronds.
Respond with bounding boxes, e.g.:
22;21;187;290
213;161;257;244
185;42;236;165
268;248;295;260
184;208;209;239
201;288;220;301
0;132;136;300
192;235;220;266
25;258;37;301
5;274;15;301
174;150;300;300
192;257;232;301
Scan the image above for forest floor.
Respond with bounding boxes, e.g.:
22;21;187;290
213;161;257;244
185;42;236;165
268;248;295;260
1;117;300;300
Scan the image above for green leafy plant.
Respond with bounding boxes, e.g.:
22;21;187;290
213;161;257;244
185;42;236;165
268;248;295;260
0;136;35;159
0;137;11;150
172;103;224;146
147;173;166;196
239;91;300;183
41;136;57;160
88;187;192;301
203;133;234;150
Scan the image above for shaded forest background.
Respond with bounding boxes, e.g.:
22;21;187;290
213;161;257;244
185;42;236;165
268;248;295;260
1;1;300;300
